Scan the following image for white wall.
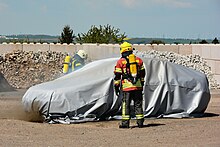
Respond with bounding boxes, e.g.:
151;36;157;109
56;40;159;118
0;43;220;84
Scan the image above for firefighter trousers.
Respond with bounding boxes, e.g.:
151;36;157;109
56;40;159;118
121;90;144;126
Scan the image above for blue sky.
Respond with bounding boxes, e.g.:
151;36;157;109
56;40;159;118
0;0;219;39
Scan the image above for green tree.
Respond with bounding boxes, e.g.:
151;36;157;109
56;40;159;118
59;25;75;44
76;24;126;44
199;39;208;44
212;37;219;44
149;40;165;45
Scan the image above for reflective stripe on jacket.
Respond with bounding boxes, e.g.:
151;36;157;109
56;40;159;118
71;59;83;71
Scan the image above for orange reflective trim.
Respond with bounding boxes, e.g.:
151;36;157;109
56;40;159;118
123;87;143;91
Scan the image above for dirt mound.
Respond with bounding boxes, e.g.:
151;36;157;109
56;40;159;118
0;72;14;92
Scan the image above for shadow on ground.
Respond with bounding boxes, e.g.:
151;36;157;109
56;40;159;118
130;123;166;129
192;112;219;118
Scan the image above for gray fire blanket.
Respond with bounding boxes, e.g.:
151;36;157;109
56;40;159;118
22;57;210;124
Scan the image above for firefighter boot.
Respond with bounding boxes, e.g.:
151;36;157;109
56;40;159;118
119;120;130;128
137;118;144;128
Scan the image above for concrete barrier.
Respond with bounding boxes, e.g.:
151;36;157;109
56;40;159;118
178;44;192;55
0;42;220;84
0;42;22;54
22;42;50;52
154;44;179;53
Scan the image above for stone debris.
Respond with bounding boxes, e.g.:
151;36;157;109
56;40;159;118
0;50;66;89
0;50;219;89
135;50;219;89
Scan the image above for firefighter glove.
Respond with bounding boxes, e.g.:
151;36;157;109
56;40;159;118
114;85;120;96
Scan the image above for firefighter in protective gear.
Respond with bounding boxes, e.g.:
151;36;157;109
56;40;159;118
63;50;88;74
114;42;145;128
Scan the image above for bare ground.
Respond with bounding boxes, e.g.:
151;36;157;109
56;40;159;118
0;89;219;147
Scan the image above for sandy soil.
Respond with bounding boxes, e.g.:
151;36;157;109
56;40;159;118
0;89;219;147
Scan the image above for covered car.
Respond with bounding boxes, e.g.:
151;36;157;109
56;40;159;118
22;57;210;123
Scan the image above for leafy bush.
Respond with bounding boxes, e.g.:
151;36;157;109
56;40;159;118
76;24;126;44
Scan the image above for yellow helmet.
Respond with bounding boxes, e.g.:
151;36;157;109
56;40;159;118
77;50;88;59
120;42;133;54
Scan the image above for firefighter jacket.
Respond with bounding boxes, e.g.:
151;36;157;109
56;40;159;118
114;55;145;91
70;54;85;71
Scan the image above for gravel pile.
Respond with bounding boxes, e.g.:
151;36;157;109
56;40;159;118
0;50;219;89
0;50;65;89
135;50;219;89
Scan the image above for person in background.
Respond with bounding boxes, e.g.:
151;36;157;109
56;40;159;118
114;42;146;128
63;50;88;74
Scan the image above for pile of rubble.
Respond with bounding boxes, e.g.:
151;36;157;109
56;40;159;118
0;50;219;89
135;50;219;89
0;50;66;89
